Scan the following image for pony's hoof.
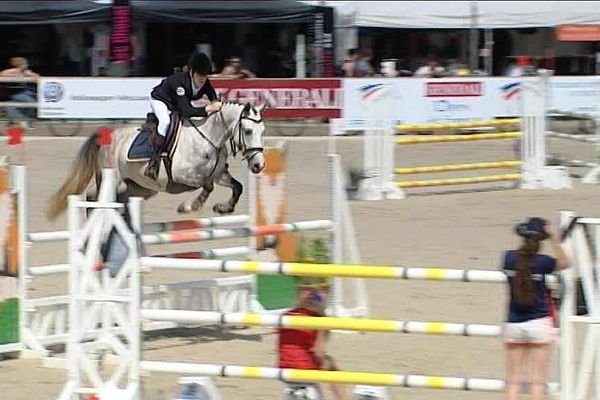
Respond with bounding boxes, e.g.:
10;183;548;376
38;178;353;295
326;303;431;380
177;203;192;214
213;203;234;215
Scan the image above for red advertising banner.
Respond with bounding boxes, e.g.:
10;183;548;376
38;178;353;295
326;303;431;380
212;79;342;119
556;25;600;41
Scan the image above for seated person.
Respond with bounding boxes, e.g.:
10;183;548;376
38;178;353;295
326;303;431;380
278;278;346;400
0;57;39;126
213;56;256;79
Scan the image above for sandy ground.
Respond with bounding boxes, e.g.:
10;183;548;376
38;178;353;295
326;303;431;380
0;132;599;400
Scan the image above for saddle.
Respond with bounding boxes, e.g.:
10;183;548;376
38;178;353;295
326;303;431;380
128;112;185;189
128;112;182;162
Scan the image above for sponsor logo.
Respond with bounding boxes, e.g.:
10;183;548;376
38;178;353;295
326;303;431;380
216;88;341;109
357;83;387;100
41;82;65;102
432;100;470;112
500;82;521;100
176;86;185;96
426;82;482;97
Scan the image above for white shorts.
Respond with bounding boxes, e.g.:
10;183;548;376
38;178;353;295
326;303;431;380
503;316;556;345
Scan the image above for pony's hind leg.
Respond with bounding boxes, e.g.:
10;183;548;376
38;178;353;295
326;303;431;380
177;181;214;214
213;169;242;215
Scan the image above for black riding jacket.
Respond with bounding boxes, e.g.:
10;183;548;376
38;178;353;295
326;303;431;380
151;72;217;118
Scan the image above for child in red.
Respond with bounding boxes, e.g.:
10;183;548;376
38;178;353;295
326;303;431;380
278;281;346;400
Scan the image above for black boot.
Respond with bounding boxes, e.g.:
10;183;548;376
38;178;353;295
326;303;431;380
144;135;166;180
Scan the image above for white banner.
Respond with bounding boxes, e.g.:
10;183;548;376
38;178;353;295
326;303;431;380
549;77;600;117
342;77;526;124
343;76;600;123
38;78;159;119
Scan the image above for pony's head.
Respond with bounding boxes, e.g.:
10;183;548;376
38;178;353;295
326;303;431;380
236;102;266;174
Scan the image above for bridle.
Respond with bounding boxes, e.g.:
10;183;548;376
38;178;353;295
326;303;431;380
186;104;264;175
232;112;264;163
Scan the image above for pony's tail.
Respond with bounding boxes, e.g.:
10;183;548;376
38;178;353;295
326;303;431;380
47;133;101;221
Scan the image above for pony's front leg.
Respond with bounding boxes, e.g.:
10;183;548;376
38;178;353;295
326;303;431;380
213;170;243;215
177;182;214;214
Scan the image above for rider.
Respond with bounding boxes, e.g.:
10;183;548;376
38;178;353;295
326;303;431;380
145;51;223;180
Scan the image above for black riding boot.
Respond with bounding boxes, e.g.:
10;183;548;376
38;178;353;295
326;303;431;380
144;134;166;181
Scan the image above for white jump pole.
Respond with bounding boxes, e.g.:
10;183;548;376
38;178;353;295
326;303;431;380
12;165;31;356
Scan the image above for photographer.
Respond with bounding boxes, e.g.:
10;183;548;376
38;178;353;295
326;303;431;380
502;217;568;400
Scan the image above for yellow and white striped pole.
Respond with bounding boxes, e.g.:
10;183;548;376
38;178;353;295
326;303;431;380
395;131;521;145
141;309;501;337
396;118;520;132
396;174;521;188
140;257;558;284
141;360;559;392
395;160;521;175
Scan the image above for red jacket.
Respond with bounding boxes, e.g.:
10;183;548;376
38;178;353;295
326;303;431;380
278;307;322;369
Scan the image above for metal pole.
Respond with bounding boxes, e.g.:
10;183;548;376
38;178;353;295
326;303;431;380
296;34;306;78
469;1;479;73
484;29;494;75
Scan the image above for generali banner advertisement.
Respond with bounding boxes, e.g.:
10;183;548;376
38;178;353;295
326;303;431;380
37;78;342;119
214;79;341;119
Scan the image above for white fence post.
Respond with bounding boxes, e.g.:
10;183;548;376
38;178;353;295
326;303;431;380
559;211;576;400
521;75;571;189
59;169;142;400
356;85;404;200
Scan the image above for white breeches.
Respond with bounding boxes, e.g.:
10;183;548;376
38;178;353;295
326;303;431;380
150;98;171;137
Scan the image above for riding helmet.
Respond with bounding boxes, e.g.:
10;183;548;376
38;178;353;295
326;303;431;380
187;51;213;75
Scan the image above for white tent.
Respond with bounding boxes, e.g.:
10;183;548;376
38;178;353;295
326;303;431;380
303;1;600;67
310;1;600;29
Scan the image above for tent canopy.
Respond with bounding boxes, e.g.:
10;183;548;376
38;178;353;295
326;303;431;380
131;0;315;23
0;1;110;25
314;1;600;29
0;0;315;25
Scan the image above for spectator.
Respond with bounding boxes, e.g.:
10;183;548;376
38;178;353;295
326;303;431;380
278;279;346;400
502;218;569;400
341;48;359;77
446;59;471;76
354;49;375;77
0;57;39;128
414;58;446;77
213;56;256;79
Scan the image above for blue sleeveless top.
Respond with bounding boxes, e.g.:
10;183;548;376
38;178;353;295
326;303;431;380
502;250;556;323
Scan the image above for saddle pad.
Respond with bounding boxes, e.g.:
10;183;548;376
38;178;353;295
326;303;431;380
126;130;167;161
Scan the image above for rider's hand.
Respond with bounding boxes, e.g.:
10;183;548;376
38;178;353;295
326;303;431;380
205;101;223;113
